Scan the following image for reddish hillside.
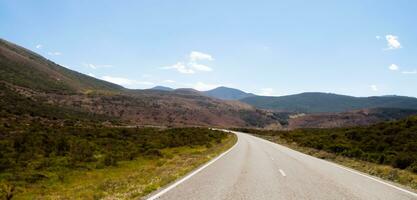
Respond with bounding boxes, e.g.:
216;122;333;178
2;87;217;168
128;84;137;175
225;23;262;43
287;108;417;129
0;38;280;128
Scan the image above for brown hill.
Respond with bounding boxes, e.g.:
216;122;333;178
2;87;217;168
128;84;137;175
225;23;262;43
0;38;280;128
287;108;417;129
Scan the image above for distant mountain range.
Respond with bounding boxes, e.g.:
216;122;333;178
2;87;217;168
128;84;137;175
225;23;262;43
150;86;255;100
150;86;417;114
240;92;417;113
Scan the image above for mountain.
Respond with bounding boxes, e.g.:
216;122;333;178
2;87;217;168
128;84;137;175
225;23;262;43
0;38;280;128
203;86;256;100
150;86;174;91
0;39;124;93
241;92;417;113
287;108;417;129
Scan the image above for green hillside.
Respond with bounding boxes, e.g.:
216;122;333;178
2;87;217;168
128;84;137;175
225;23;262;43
0;39;123;93
203;86;255;100
0;82;115;124
241;92;417;113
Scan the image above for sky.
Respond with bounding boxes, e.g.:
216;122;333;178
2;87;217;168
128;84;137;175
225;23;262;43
1;0;416;97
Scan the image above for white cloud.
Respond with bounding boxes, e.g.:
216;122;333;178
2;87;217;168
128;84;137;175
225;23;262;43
189;62;212;71
48;52;62;56
370;85;378;91
162;51;214;74
36;44;43;49
193;82;220;91
259;88;275;96
386;63;417;75
162;62;195;74
385;35;401;50
101;76;136;86
189;51;214;62
83;63;113;69
87;73;96;77
389;64;399;71
101;76;153;88
402;70;417;74
162;80;176;83
376;36;381;40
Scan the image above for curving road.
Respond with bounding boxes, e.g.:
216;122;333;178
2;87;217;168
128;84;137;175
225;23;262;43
146;131;417;200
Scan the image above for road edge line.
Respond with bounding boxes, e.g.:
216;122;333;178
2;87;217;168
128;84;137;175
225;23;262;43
242;131;417;198
325;161;417;197
145;131;239;200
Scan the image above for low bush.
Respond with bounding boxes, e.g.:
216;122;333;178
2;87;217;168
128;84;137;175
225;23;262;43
0;124;227;190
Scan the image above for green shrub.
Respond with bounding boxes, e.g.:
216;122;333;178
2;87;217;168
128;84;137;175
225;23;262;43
103;154;118;166
145;149;163;158
409;162;417;173
0;125;227;187
392;154;414;169
235;115;417;173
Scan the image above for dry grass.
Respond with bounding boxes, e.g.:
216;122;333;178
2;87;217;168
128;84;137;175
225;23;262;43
10;134;237;200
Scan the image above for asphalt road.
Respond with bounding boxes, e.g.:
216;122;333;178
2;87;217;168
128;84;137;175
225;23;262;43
147;131;417;200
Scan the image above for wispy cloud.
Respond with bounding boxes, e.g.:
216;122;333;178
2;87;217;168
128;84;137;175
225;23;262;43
83;63;113;69
387;64;417;75
162;51;214;74
370;85;378;92
101;76;153;88
36;44;42;49
375;36;381;40
48;52;62;56
162;80;176;83
388;64;399;71
189;51;214;62
188;62;212;72
402;70;417;75
385;34;401;50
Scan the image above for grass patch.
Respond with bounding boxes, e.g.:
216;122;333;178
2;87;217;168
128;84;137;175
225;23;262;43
13;134;235;200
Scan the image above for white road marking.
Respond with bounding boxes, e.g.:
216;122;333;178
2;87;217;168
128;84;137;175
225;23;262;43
279;169;286;177
146;131;239;200
242;131;417;198
325;161;417;198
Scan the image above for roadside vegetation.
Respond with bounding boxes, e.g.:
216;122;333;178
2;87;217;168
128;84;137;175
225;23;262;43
0;77;238;199
0;121;236;199
235;115;417;190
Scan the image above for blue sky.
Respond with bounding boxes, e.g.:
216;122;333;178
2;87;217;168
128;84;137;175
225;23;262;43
1;0;416;97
